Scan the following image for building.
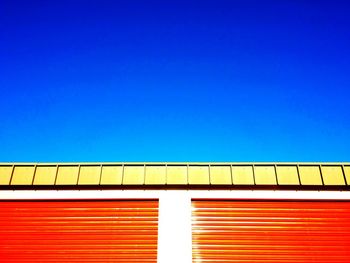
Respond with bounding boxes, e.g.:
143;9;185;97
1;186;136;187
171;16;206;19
1;162;350;262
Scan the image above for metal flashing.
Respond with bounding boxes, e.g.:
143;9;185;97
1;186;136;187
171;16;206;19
0;163;349;189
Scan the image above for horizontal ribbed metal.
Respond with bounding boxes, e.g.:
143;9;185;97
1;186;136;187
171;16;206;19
0;163;349;188
0;200;158;262
192;200;350;263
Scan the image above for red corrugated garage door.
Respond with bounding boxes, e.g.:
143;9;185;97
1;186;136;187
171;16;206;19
192;200;350;263
0;200;158;263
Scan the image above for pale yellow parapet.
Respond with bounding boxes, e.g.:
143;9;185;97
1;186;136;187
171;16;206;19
0;163;349;187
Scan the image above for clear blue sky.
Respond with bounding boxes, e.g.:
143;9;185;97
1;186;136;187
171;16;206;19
0;1;349;162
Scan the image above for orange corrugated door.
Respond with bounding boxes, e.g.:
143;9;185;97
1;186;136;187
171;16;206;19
0;200;158;263
192;200;350;263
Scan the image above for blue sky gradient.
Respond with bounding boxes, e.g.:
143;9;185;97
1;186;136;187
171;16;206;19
1;0;349;162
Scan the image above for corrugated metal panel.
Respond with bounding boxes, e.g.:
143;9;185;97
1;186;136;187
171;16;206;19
321;166;346;185
189;166;210;185
192;200;350;263
0;200;158;263
78;165;101;185
123;166;145;185
0;165;13;185
100;165;123;185
10;166;35;185
145;165;166;185
344;166;350;185
0;163;349;187
299;165;323;185
231;166;255;185
33;166;57;185
276;166;300;185
56;166;79;185
167;165;187;184
210;166;231;185
254;165;277;185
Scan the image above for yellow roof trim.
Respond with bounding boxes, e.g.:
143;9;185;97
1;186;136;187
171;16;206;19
0;163;349;188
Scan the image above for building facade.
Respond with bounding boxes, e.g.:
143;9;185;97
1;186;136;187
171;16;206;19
1;162;350;262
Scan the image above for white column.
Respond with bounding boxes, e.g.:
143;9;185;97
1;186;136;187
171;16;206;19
157;191;192;263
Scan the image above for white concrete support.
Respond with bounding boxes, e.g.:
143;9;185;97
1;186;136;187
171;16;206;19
157;191;192;263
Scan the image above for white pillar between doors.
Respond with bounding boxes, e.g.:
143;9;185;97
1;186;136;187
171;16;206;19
157;191;192;263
